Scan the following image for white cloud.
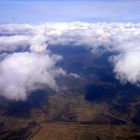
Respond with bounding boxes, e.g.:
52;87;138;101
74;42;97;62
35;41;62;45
0;22;140;100
0;35;30;52
69;73;82;79
111;51;140;85
0;52;65;100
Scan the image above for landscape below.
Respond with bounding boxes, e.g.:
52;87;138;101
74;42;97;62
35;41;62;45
0;44;140;140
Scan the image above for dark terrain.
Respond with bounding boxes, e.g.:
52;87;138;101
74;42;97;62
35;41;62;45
0;44;140;140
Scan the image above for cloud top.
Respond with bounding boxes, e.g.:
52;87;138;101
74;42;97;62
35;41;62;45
0;52;65;100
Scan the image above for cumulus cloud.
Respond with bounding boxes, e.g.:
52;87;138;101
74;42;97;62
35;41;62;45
0;22;140;100
0;52;65;100
111;52;140;85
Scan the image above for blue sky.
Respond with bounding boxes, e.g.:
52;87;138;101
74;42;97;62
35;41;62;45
0;0;140;23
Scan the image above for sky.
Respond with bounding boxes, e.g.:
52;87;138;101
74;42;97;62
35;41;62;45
0;0;140;23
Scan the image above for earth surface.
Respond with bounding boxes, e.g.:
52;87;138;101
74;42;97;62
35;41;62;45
0;44;140;140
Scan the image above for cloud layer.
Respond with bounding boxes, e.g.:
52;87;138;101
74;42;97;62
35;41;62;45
0;22;140;100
